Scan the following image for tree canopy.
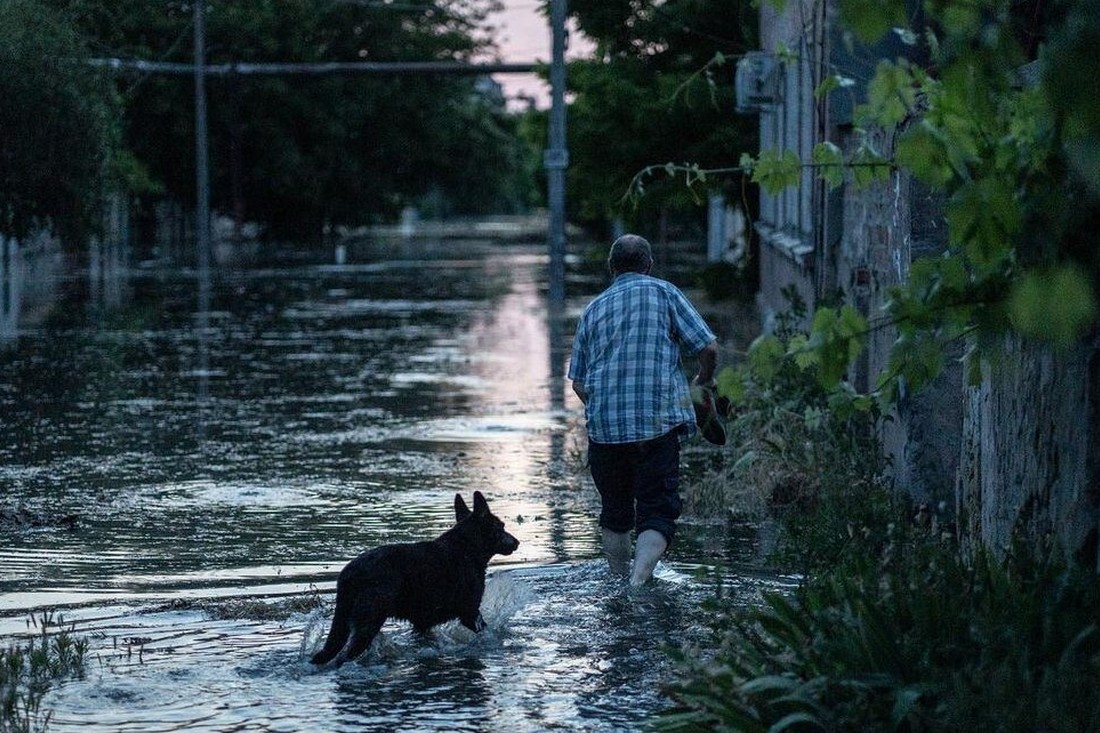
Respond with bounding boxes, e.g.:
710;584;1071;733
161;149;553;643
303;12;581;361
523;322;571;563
0;0;122;248
39;0;532;242
563;0;759;230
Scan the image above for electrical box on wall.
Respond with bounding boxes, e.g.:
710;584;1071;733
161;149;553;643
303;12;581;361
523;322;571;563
735;52;780;113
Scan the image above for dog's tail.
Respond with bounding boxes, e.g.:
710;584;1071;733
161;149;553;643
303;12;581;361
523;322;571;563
310;592;351;666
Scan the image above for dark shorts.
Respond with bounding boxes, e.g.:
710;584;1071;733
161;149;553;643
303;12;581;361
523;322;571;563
588;428;683;544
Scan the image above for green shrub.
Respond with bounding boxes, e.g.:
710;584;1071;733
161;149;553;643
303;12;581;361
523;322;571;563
687;286;889;574
668;287;1100;731
657;522;1100;732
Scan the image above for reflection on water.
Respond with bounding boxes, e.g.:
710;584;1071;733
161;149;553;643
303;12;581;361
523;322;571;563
0;239;786;731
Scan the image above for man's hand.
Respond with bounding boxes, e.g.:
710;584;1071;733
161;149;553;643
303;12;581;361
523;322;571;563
571;380;588;404
694;340;718;386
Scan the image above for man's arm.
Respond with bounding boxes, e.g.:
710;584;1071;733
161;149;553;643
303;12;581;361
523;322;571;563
693;340;718;386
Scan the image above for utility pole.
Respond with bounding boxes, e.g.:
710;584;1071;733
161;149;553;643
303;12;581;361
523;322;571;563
194;1;211;309
545;0;568;305
194;0;211;419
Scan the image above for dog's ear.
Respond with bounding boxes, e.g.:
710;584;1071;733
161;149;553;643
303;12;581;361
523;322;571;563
473;490;488;515
455;494;471;521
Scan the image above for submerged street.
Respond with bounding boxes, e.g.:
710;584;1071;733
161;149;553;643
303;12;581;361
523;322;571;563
0;236;786;731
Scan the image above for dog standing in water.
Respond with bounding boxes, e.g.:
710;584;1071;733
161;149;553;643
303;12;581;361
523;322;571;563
310;491;520;668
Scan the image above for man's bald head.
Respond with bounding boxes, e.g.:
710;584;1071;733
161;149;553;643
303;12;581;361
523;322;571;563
608;234;653;276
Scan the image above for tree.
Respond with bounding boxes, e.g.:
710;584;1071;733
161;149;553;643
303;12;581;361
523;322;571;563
0;0;123;249
564;0;759;232
49;0;532;242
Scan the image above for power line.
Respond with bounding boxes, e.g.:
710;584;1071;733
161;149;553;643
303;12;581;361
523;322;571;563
87;58;540;76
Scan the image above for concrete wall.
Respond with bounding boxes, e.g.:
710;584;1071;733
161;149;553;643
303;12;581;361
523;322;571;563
832;125;960;506
958;338;1100;564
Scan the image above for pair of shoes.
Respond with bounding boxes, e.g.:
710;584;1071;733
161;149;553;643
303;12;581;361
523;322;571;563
692;385;727;446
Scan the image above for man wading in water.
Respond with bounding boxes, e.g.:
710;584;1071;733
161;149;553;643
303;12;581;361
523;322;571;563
568;234;718;585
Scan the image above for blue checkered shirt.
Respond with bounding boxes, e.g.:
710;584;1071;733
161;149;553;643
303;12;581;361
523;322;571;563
568;273;716;444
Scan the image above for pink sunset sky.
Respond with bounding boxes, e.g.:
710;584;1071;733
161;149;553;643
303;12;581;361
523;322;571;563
489;0;593;108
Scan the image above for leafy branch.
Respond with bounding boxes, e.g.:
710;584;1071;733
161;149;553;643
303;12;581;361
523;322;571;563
621;162;749;207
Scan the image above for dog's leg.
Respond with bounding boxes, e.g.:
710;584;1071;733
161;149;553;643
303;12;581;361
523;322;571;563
339;614;385;666
336;589;392;666
459;610;486;633
310;595;353;666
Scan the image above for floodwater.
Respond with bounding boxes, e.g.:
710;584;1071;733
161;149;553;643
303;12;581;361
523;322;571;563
0;235;791;732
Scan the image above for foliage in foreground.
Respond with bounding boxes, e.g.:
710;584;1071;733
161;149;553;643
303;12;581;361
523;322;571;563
659;519;1100;732
751;0;1100;407
1;614;88;733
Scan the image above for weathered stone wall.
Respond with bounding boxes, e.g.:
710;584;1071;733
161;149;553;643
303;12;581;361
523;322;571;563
753;0;1098;566
958;337;1100;565
837;127;961;508
756;244;816;331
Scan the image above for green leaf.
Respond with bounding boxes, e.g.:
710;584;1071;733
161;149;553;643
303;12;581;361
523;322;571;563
1009;266;1097;348
850;145;892;189
716;366;746;405
733;449;758;470
893;26;918;46
749;334;786;381
838;0;906;43
896;122;953;187
947;178;1021;271
851;394;874;412
815;75;841;98
811;142;844;189
788;333;819;370
891;686;925;727
769;711;826;732
941;2;982;36
860;60;918;127
740;674;801;698
807;306;867;387
754;149;803;194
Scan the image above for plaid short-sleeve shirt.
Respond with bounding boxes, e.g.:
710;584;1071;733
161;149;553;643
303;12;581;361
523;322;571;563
568;273;716;444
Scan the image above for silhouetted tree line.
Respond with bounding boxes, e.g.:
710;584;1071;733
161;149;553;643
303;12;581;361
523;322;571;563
1;0;541;247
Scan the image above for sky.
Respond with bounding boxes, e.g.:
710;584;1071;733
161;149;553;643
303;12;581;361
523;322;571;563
489;0;592;108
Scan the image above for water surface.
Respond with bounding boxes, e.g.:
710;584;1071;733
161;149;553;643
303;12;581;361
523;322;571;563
0;238;789;731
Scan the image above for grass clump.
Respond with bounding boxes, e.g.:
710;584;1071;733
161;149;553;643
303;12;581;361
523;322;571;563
659;525;1100;732
1;613;88;733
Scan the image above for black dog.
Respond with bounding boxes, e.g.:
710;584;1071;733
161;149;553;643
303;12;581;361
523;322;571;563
310;490;519;668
